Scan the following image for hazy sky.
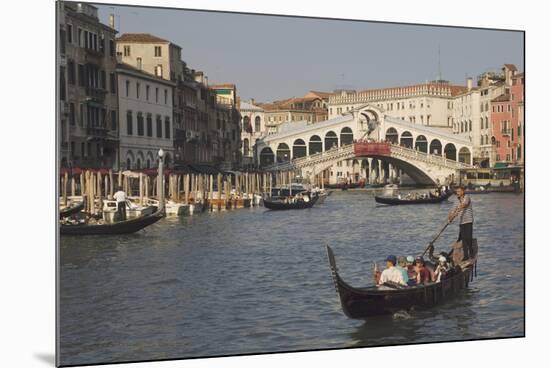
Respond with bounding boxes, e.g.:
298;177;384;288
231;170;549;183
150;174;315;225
96;4;523;102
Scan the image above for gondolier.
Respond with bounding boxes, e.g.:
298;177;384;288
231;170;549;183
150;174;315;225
113;186;128;221
448;185;474;259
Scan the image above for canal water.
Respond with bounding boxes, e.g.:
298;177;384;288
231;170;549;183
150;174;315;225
59;190;524;366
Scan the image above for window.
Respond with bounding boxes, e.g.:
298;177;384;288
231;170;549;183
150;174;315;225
164;117;170;138
147;114;153;136
146;85;150;101
155;65;163;78
110;73;116;94
506;154;510;161
81;142;86;157
136;82;140;99
126;110;133;135
67;24;73;43
164;89;168;104
125;80;130;97
137;57;142;70
137;113;144;136
155;88;159;103
100;70;106;89
123;45;130;56
77;28;83;47
59;66;66;101
67;60;75;84
69;103;75;125
84;30;88;48
79;103;85;126
156;115;162;138
111;110;117;130
154;46;162;57
78;64;85;87
109;39;115;57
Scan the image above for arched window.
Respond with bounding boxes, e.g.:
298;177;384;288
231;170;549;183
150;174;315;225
309;135;322;154
400;131;413;148
243;138;250;156
444;143;457;161
385;127;398;144
276;143;290;163
325;131;338;150
340;127;354;145
243;116;251;133
292;139;307;159
255;116;261;132
430;139;442;155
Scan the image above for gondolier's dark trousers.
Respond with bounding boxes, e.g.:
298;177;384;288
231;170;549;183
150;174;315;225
117;201;127;221
458;222;473;260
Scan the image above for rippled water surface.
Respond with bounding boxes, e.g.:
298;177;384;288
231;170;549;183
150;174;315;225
59;190;524;366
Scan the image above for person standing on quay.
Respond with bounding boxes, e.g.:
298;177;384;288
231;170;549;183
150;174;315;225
113;186;128;221
448;185;474;259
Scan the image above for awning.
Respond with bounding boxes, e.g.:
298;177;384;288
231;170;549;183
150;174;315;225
493;162;509;169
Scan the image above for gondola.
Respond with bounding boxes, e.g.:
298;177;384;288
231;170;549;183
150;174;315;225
326;241;478;319
59;201;84;218
374;190;453;205
60;211;163;236
263;194;319;210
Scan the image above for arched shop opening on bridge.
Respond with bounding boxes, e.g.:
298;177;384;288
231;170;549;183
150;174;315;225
260;147;275;167
459;147;472;164
276;143;291;163
325;131;338;150
400;131;413;149
444;143;457;161
340;127;354;145
430;139;442;155
293;139;307;159
415;135;428;153
385;127;398;144
309;135;323;155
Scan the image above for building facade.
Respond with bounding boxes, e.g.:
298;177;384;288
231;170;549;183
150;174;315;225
328;83;467;127
491;71;524;165
259;91;330;134
238;100;265;167
117;63;175;169
59;2;119;169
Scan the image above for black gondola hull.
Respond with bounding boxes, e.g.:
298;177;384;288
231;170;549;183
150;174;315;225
59;201;84;218
60;211;163;235
327;242;477;319
263;195;319;210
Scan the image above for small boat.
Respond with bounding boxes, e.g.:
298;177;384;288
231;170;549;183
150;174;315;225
315;190;332;204
326;241;478;319
375;190;453;205
325;182;362;190
59;201;84;218
263;193;319;210
60;211;163;236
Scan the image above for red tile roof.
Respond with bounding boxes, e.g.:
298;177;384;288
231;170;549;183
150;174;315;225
209;83;236;89
116;33;170;43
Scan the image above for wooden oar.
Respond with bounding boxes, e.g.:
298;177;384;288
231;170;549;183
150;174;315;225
421;220;451;257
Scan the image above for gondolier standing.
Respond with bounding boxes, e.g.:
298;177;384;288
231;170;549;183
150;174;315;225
448;185;474;259
113;186;128;221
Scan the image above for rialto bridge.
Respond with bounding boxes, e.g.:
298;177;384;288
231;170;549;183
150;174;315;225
255;105;474;185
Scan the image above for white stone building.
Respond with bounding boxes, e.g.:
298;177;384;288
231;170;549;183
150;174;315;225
238;100;265;167
328;83;467;127
117;63;175;169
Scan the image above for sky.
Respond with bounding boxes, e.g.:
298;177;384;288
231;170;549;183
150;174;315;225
95;3;524;102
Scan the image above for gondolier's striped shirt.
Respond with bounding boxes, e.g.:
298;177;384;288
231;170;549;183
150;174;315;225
455;195;474;224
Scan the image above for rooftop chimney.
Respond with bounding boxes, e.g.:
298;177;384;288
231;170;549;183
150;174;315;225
109;14;115;29
467;77;473;91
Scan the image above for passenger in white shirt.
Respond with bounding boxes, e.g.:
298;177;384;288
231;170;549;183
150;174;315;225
113;187;127;221
377;255;407;286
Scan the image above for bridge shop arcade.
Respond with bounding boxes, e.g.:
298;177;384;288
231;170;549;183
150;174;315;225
255;105;474;186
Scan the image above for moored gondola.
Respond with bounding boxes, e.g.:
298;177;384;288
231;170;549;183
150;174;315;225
59;201;85;218
375;190;453;205
263;193;319;210
60;211;164;236
326;242;478;319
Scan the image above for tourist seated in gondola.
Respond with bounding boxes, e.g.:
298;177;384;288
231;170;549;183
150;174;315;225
396;257;410;285
414;256;432;285
377;255;407;287
405;256;417;286
434;255;451;282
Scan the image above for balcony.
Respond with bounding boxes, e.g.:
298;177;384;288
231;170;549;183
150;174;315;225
85;86;107;103
86;126;108;139
84;48;104;63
